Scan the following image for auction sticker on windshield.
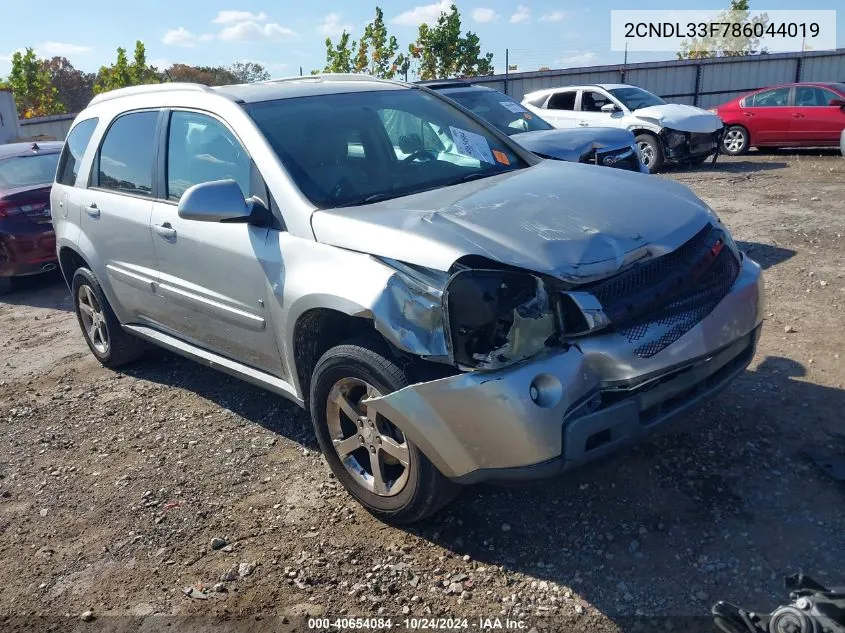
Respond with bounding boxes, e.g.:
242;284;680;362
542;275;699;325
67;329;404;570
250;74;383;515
500;101;527;114
449;126;495;164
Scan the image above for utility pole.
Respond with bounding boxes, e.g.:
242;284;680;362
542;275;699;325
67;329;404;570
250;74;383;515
504;49;509;96
299;66;303;76
622;43;628;82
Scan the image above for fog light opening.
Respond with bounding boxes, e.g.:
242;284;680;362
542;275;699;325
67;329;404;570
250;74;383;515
528;374;563;409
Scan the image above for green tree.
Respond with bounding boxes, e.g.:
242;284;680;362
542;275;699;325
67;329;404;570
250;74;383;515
94;47;132;94
410;4;494;79
678;0;769;59
228;61;270;83
164;64;239;86
129;40;158;84
367;7;399;78
7;48;65;117
323;31;355;73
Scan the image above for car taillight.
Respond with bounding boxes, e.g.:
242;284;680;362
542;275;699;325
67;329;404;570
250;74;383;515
0;200;50;218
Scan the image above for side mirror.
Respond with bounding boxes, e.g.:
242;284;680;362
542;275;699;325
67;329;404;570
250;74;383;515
601;103;618;113
829;98;845;107
177;179;266;224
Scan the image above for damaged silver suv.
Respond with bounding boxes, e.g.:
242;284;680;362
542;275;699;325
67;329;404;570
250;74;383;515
52;75;764;523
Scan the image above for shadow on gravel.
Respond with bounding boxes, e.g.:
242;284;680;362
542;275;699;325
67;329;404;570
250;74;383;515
401;355;845;628
666;160;788;175
0;269;71;311
736;241;796;270
121;351;317;449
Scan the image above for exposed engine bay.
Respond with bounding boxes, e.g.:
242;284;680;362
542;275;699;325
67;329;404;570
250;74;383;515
713;573;845;633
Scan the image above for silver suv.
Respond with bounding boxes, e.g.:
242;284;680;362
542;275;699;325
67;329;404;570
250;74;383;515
52;75;764;523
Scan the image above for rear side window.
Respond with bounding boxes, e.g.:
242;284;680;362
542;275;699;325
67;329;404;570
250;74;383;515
56;117;98;186
547;91;576;110
524;94;548;108
0;153;60;188
97;111;159;196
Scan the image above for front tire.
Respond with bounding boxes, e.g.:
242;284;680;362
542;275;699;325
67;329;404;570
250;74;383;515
309;336;459;524
722;125;749;155
635;133;664;173
72;267;145;368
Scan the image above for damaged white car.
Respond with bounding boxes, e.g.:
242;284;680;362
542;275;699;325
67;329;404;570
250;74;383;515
522;84;725;173
52;75;764;524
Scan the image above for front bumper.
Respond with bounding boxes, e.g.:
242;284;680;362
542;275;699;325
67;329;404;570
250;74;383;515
661;128;723;163
367;255;764;483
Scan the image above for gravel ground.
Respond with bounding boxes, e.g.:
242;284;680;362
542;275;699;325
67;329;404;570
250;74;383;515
1;150;844;633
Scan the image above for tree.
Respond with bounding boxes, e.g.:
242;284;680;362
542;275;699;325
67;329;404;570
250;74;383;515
678;0;769;59
367;8;399;78
323;32;355;73
7;48;65;118
41;57;95;113
228;61;270;83
130;41;158;84
94;47;132;94
164;64;239;86
410;4;494;79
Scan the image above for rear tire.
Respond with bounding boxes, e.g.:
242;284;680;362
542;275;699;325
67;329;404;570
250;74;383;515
635;133;664;173
0;276;11;296
722;125;749;155
309;335;459;524
72;267;145;368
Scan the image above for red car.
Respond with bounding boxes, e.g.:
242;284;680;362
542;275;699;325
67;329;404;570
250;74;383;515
0;141;63;294
711;82;845;155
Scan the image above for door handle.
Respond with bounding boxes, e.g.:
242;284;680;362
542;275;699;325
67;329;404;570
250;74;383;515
153;222;177;238
743;112;754;117
791;113;804;118
85;203;100;218
578;121;589;126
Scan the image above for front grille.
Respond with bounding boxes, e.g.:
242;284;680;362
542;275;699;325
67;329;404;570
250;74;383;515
689;131;718;154
585;223;741;358
581;147;642;173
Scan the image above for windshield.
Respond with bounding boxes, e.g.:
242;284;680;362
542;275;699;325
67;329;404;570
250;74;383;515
0;153;60;188
441;89;554;136
245;88;527;208
608;87;666;111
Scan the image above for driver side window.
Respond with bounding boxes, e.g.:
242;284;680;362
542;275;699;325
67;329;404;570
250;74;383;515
166;111;251;202
579;90;611;112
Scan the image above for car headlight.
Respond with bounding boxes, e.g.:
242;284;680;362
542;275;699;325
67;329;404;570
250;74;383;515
444;269;556;369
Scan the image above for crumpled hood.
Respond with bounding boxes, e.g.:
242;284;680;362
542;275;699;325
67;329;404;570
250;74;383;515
634;103;723;133
311;160;714;281
511;127;635;162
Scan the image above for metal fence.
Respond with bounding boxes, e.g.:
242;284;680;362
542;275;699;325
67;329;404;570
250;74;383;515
16;113;76;141
435;48;845;109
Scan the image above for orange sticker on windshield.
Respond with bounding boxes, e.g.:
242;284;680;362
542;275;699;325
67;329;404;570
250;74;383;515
492;150;510;165
524;113;533;119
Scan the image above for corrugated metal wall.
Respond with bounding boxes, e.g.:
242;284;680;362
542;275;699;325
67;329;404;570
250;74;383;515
431;48;845;107
16;113;75;141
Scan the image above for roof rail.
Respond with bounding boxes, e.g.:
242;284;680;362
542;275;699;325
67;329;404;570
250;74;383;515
88;82;214;106
257;73;397;85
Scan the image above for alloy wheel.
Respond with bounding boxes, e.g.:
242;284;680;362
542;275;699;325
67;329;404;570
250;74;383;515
77;284;110;355
638;141;655;168
325;377;410;497
723;129;746;153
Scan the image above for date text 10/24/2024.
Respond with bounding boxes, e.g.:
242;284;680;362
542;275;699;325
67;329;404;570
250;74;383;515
307;617;528;630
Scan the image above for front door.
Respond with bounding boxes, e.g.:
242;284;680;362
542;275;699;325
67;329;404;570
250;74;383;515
575;89;615;128
82;110;161;322
149;109;282;375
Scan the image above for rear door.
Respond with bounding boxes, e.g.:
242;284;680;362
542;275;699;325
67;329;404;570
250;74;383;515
790;86;845;144
541;89;579;128
741;87;794;145
82;110;161;321
148;109;282;375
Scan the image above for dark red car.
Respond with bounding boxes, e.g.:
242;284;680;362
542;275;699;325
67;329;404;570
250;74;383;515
0;141;63;294
711;82;845;155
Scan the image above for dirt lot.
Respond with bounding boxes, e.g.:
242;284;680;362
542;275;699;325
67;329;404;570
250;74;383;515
1;151;844;633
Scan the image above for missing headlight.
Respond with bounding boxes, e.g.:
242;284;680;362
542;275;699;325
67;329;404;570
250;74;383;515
443;270;557;369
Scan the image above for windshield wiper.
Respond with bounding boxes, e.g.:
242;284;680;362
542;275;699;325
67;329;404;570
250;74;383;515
334;192;398;208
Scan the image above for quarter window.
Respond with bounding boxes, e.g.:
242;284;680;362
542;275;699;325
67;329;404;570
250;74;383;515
167;111;250;202
56;117;98;186
97;111;158;196
547;91;576;110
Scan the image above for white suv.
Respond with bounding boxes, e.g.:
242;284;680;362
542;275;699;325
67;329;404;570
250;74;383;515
522;84;724;172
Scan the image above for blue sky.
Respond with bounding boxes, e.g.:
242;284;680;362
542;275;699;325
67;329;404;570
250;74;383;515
1;0;842;78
